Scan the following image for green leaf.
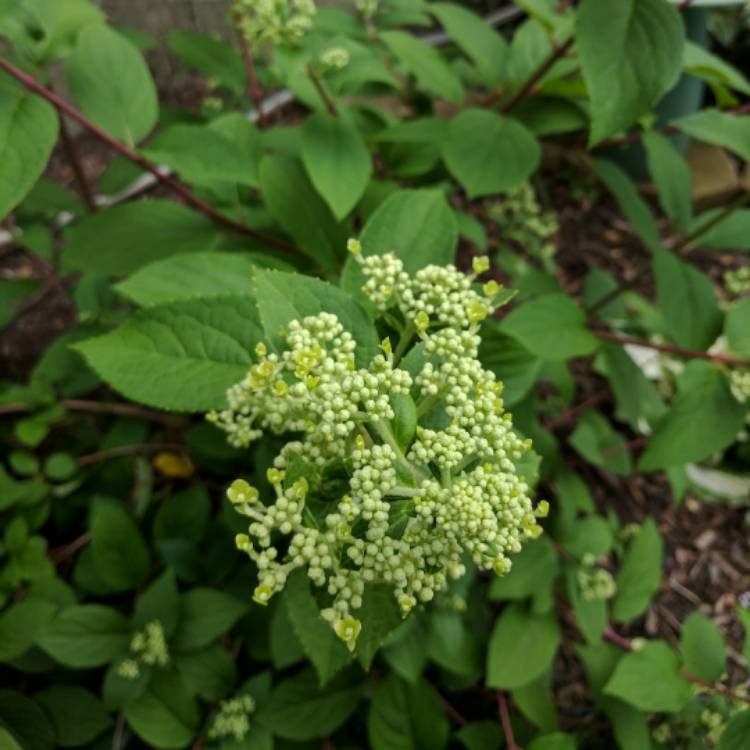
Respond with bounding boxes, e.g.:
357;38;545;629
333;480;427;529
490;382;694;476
528;734;577;750
487;603;560;689
674;109;750;163
680;612;726;682
653;249;723;350
282;569;352;685
142;124;258;188
643;131;692;232
175;644;237;701
356;584;404;670
209;112;263;186
62;200;222;276
577;0;684;144
368;674;450;750
75;294;263;412
683;41;750;97
253;268;379;367
725;296;750;356
567;568;606;645
115;251;275;307
0;600;57;662
690;208;750;250
380;30;463;103
612;518;663;622
455;721;503;750
499;294;599;360
302;111;372;220
479;327;541;406
173;589;248;651
383;615;430;684
717;712;750;750
259;153;345;269
0;690;55;750
427;609;482;677
66;24;157;144
36;605;130;668
167;30;246;96
90;497;150;592
569;411;632;476
34;686;111;748
341;188;457;306
512;674;558;733
0;73;58;221
133;570;180;638
639;362;747;471
429;3;508;86
124;669;199;750
442;109;540;198
153;484;211;543
604;640;693;712
592;159;661;252
489;538;558;607
261;668;361;741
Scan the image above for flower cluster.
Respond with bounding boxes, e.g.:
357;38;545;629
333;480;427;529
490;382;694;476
729;367;750;404
724;266;750;298
115;620;169;680
210;244;545;649
319;46;350;69
354;0;379;21
488;181;558;262
231;0;315;46
208;695;256;742
577;555;617;602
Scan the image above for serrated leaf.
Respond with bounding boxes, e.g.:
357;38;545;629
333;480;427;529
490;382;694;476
0;73;59;221
62;200;222;276
75;294;263;412
368;674;449;750
261;668;361;741
604;640;692;712
487;603;560;689
381;30;463;104
173;589;248;651
253;268;379;367
167;30;245;96
66;24;157;144
577;0;684;144
639;362;747;471
34;686;111;748
442;109;540;199
90;497;150;592
282;569;352;685
302;111;372;220
36;605;130;668
680;612;726;682
499;294;599;360
612;518;663;622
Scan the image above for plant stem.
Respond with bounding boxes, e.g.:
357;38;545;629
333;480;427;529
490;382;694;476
237;31;267;128
0;399;185;425
306;64;338;117
371;419;426;484
593;329;750;368
393;322;415;364
496;692;519;750
586;189;750;316
78;442;188;467
58;113;98;212
49;532;91;564
546;390;610;431
496;37;575;113
436;691;468;726
0;54;300;255
603;625;750;707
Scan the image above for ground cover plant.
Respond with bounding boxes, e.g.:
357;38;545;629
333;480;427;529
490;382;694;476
1;0;750;747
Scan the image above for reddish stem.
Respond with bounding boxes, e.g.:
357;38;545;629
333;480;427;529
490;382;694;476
436;692;468;726
594;330;750;368
78;442;187;467
0;55;299;255
496;693;519;750
546;390;609;431
58;113;97;212
306;65;338;117
238;32;267;128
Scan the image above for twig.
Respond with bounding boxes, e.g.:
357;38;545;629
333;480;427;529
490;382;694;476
112;712;126;750
306;64;338;117
603;625;750;707
436;691;468;726
496;692;519;750
58;113;97;212
546;390;609;431
495;37;575;113
586;189;750;315
237;32;267;128
0;399;185;425
78;442;187;467
593;329;750;368
49;532;91;565
0;54;299;256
